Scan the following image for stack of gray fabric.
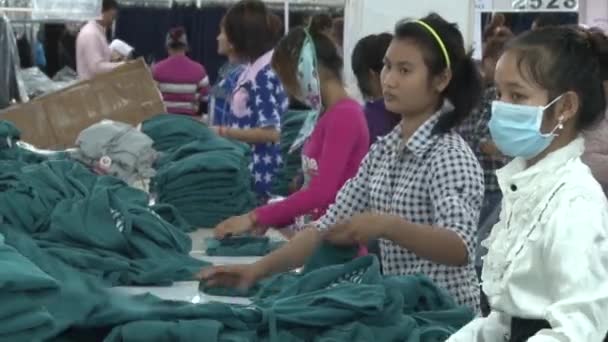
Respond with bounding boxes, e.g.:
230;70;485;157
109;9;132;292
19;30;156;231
70;120;158;187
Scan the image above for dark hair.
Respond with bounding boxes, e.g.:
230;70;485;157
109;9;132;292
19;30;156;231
102;0;118;12
309;14;333;33
268;13;284;46
352;33;393;98
271;26;343;93
394;13;483;133
167;27;187;50
533;13;562;29
506;26;608;130
224;0;276;61
482;32;513;61
332;18;344;46
483;13;506;42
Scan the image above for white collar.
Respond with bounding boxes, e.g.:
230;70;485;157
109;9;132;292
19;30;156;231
497;137;585;193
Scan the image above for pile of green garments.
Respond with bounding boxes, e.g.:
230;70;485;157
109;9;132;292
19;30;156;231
0;120;65;163
144;114;256;229
205;236;284;257
0;234;58;341
0;159;206;286
0;224;473;341
141;114;223;153
271;110;308;196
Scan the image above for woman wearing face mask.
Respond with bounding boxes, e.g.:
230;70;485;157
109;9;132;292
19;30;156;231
448;27;608;342
213;26;369;240
213;0;287;201
200;13;485;312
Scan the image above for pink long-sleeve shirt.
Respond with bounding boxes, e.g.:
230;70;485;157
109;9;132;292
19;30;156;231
76;21;122;80
255;98;370;228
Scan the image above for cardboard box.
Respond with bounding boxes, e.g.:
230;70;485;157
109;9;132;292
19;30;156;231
0;59;165;148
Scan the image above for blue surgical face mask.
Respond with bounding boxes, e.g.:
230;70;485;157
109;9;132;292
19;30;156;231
489;95;564;160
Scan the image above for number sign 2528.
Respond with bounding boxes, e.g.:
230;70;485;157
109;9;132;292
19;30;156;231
512;0;578;10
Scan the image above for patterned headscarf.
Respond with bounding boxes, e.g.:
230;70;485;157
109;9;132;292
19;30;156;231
289;30;322;153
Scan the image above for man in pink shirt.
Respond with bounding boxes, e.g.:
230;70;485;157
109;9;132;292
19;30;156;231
76;0;122;80
152;27;210;117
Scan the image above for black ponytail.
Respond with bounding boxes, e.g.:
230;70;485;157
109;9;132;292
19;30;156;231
308;26;343;80
439;52;483;132
272;25;343;92
394;13;483;133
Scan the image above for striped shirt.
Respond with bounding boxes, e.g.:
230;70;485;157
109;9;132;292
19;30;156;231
152;55;210;116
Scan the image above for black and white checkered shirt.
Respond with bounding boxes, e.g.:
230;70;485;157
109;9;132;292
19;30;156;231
316;105;484;311
456;87;509;194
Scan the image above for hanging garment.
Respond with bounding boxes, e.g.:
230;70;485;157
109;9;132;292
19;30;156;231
70;120;158;187
0;15;28;109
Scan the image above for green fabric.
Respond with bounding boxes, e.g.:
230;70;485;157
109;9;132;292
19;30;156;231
152;203;195;233
0;234;58;342
0;160;206;286
0;120;66;164
144;114;256;228
141;114;216;153
0;120;20;146
205;236;284;257
0;222;473;342
153;145;256;229
270;110;308;196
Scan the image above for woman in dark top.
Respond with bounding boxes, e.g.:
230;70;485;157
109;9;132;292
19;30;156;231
352;33;400;146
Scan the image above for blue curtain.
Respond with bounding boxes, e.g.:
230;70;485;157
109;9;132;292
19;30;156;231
114;4;228;84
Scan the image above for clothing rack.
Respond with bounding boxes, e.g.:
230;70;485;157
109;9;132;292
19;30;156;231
0;14;28;109
119;0;344;8
118;0;344;13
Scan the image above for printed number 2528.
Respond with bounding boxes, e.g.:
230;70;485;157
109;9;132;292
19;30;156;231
512;0;577;10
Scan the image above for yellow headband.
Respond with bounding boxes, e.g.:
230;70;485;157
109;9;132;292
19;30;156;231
416;20;451;69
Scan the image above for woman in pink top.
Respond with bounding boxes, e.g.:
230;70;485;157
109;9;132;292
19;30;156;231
214;26;369;238
152;27;210;117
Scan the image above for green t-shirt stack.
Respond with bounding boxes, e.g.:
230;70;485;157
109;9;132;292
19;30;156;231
143;114;256;228
271;110;308;196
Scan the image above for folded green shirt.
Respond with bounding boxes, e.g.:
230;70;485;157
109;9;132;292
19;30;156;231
205;236;285;257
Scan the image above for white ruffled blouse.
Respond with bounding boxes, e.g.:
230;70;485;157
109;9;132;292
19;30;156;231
448;137;608;341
